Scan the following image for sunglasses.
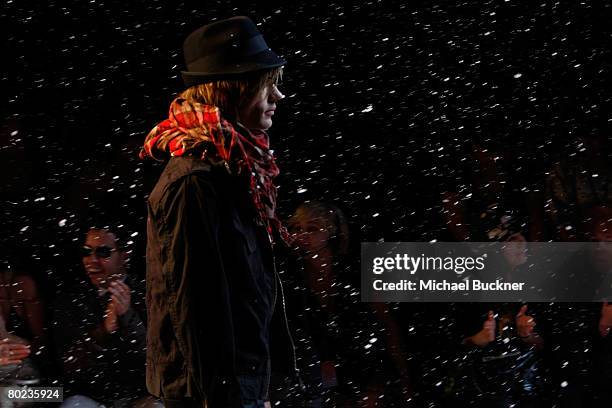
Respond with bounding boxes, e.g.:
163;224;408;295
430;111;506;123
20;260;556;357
81;245;117;259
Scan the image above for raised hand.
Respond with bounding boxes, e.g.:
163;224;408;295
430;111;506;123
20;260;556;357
0;341;30;366
516;305;536;339
108;280;132;316
468;310;496;348
103;299;118;334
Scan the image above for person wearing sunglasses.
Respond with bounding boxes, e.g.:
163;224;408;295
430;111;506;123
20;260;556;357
80;231;123;290
53;228;161;408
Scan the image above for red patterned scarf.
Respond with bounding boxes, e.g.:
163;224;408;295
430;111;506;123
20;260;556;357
140;98;288;243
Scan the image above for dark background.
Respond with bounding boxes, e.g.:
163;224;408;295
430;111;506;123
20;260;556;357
2;0;612;292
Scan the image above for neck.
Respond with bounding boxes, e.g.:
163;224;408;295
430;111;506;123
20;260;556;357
303;247;333;269
303;249;334;289
302;249;338;311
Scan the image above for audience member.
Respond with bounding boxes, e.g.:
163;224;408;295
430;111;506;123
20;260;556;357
0;248;47;385
52;227;160;407
272;201;411;407
546;206;612;407
444;211;547;407
545;133;612;240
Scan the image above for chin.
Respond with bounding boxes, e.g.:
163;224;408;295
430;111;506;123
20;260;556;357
259;118;273;130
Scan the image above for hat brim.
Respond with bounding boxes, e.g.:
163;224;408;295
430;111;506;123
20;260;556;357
181;49;286;87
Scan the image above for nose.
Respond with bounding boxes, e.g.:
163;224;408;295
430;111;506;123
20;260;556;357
84;252;101;265
270;84;285;102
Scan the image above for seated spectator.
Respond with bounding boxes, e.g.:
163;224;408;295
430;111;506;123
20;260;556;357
52;227;160;407
272;201;410;407
447;214;547;408
0;315;32;380
0;249;47;385
528;205;612;407
545;133;612;241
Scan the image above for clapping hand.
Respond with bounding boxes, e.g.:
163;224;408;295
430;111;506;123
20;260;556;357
108;280;132;316
103;280;132;333
516;305;536;339
0;341;30;366
0;315;30;365
468;310;496;348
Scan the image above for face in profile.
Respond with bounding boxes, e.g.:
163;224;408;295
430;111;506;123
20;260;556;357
81;229;124;288
501;232;528;268
238;80;285;130
290;214;333;256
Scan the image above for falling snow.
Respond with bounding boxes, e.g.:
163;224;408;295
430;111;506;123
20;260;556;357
2;0;611;406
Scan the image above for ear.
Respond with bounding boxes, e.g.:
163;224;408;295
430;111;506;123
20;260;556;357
119;250;129;269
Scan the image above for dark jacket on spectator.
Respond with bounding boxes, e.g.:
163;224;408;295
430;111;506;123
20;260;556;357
52;273;147;402
145;156;293;406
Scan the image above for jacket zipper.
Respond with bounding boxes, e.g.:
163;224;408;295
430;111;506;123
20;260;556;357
265;232;303;398
263;235;278;400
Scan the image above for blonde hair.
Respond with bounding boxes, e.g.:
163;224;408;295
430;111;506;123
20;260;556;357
289;201;350;256
178;67;283;118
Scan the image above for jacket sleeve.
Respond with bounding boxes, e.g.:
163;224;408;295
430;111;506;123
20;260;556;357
117;304;147;356
160;173;242;406
52;298;112;383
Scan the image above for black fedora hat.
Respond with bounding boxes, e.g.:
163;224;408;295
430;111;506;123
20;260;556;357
181;16;286;87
